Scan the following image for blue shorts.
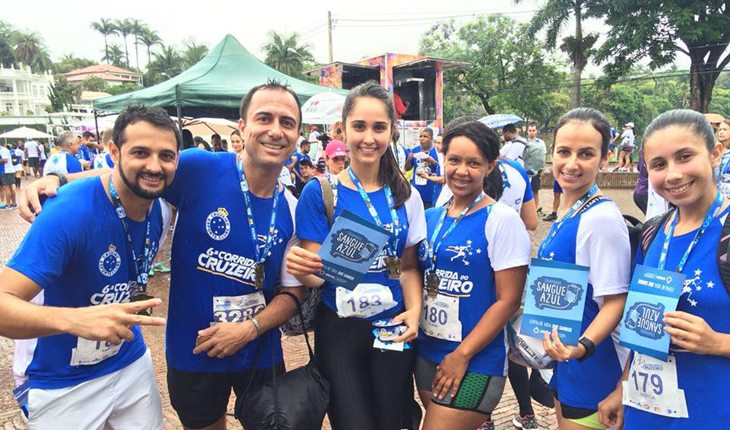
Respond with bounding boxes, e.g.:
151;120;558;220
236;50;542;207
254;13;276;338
553;179;563;194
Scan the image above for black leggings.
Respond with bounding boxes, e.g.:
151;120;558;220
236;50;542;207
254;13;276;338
315;306;416;430
508;360;534;416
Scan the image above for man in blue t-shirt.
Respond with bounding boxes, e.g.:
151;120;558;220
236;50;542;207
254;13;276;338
289;139;311;185
405;127;440;208
0;105;180;428
18;83;307;430
43;131;83;177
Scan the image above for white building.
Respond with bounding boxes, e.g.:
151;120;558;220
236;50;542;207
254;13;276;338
0;64;54;116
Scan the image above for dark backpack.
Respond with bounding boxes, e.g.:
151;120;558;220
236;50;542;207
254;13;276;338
633;209;730;295
279;177;335;336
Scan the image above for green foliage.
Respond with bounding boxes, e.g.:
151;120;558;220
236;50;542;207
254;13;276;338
101;44;126;68
48;76;77;112
81;76;108;92
182;42;208;68
419;15;566;127
106;82;140;96
262;31;314;78
54;54;95;74
597;0;730;112
144;44;184;86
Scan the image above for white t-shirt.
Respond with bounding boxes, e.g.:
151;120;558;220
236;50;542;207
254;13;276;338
500;138;527;166
24;140;39;158
485;202;532;271
279;166;293;186
308;131;321;142
620;129;635;147
0;146;15;174
13;148;24;170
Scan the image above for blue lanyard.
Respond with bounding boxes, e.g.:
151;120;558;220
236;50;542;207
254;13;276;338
108;177;152;292
538;184;598;258
658;191;723;272
427;193;487;272
237;159;281;265
347;167;400;256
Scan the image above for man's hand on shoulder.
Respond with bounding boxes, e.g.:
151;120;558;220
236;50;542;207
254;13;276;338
18;175;62;223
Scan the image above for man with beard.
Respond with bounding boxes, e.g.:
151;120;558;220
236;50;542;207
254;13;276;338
19;81;305;430
0;105;179;429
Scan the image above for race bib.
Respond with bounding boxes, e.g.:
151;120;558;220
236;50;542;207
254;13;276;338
213;291;266;323
336;283;397;318
623;353;688;418
421;293;462;342
70;338;122;366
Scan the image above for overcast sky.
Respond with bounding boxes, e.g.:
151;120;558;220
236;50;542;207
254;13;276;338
4;1;576;64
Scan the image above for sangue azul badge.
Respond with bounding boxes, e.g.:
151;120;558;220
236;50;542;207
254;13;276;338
624;302;665;340
530;276;583;311
329;228;379;264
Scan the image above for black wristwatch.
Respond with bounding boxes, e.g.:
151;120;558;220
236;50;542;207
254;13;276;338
46;172;68;187
577;337;596;361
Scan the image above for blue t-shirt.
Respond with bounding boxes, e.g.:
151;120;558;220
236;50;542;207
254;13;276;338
7;177;164;389
162;149;299;372
539;198;631;410
292;151;311;181
76;145;91;162
296;179;427;321
623;207;730;429
417;203;530;375
44;152;82;176
410;145;440;204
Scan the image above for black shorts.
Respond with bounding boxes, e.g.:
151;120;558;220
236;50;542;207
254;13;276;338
27;157;39;168
167;363;285;429
530;172;541;193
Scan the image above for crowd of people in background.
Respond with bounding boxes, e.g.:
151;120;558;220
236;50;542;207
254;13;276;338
1;80;730;430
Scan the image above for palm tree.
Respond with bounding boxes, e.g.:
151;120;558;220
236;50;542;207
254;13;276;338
102;43;126;68
90;18;118;65
182;42;208;68
515;0;604;107
114;18;134;67
13;32;52;72
138;27;161;68
146;44;184;84
262;31;314;77
129;19;146;70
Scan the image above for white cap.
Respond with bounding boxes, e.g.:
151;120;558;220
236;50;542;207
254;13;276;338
625;122;635;128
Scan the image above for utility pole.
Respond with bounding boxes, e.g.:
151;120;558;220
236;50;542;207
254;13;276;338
327;11;333;63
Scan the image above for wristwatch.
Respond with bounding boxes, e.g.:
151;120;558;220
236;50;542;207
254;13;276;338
577;337;596;361
46;172;68;187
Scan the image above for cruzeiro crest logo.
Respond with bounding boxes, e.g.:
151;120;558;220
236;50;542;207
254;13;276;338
98;244;122;277
206;208;231;241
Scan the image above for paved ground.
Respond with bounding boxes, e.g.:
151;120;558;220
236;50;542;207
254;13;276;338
0;182;642;429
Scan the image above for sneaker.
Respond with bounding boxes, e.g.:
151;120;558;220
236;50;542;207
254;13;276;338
542;212;558;222
513;414;539;429
153;262;171;273
476;420;494;430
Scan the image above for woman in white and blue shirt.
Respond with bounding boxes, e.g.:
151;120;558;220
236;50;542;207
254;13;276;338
286;81;426;430
539;108;631;430
414;120;531;430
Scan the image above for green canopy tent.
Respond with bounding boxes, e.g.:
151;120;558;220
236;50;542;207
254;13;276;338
93;34;346;120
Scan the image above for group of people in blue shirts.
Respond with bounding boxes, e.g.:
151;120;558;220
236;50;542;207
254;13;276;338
0;77;727;430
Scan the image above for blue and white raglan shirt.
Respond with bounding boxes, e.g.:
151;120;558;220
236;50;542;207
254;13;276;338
162;149;299;372
43;151;82;176
417;202;530;375
76;145;91;162
434;159;533;211
93;152;114;170
623;206;730;429
539;198;631;410
7;177;164;389
410;145;441;205
498;159;534;212
296;179;427;321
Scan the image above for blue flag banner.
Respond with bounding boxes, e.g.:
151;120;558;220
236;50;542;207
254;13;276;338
520;258;590;346
317;209;391;288
619;264;685;361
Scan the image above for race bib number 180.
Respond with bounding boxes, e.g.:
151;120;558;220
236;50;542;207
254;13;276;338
421;293;462;342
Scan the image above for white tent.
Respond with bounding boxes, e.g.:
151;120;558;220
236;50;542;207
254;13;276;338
0;126;54;139
301;92;346;125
